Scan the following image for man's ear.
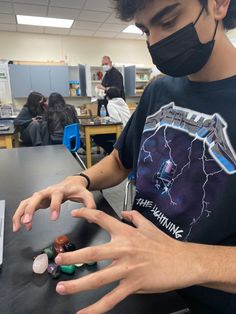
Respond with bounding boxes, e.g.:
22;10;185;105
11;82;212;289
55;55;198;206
214;0;231;20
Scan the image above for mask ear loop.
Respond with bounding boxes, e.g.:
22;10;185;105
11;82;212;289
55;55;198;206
194;6;219;41
212;20;219;40
194;6;205;26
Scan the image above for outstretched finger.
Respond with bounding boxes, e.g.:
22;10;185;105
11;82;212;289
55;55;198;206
122;210;159;230
13;199;33;232
55;242;120;266
56;263;125;296
49;191;64;221
76;281;135;314
71;208;125;236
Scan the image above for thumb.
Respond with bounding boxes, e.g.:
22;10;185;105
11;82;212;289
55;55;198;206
121;210;146;228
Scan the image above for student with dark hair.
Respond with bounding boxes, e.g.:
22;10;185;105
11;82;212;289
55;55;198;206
13;1;236;313
14;91;48;146
47;92;79;144
93;86;131;154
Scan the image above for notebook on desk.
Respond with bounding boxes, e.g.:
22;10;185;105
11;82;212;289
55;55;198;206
0;200;5;268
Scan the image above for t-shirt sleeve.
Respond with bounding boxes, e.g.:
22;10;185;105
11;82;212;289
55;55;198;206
114;113;135;169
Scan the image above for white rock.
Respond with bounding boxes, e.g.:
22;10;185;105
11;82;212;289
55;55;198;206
33;253;49;274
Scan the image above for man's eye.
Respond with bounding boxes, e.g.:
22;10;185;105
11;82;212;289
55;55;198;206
161;18;177;28
142;30;150;36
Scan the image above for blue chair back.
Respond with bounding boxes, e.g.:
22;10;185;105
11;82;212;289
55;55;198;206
63;123;80;153
63;123;87;170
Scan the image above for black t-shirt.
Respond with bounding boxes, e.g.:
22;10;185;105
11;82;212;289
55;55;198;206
115;75;236;313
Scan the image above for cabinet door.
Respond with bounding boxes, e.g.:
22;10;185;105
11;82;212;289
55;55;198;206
9;64;32;98
30;66;51;97
78;64;86;96
124;65;136;96
49;66;70;97
85;64;92;97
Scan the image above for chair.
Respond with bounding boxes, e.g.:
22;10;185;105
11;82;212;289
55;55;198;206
63;123;86;170
123;172;136;211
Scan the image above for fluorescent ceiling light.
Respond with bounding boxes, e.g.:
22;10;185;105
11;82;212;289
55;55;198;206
16;15;74;28
122;25;143;34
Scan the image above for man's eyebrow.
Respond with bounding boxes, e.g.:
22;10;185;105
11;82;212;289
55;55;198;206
135;3;181;29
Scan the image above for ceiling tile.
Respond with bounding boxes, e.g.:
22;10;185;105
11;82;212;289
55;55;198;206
13;3;48;16
70;29;95;36
0;13;16;24
78;10;110;22
0;2;14;14
13;0;49;4
105;13;128;24
94;31;116;38
83;0;113;12
50;0;85;9
99;23;125;32
44;27;70;35
0;23;17;31
17;24;44;33
48;6;80;19
72;20;101;30
0;0;145;40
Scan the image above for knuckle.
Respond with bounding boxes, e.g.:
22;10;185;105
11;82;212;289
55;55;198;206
32;191;41;198
88;246;99;260
89;274;104;289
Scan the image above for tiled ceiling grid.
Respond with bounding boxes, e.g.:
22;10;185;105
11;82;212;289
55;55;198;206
0;0;145;40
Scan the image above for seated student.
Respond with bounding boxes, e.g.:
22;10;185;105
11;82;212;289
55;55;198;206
14;91;49;146
93;86;131;154
47;92;79;144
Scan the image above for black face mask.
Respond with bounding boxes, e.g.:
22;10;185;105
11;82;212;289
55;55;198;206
147;7;218;77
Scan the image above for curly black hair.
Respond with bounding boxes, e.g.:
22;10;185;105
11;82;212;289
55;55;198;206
111;0;236;30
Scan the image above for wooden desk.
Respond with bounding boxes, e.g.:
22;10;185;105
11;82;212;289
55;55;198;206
80;121;122;168
0;145;187;314
0;119;15;149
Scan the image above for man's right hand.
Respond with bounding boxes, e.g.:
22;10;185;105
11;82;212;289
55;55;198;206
12;175;96;232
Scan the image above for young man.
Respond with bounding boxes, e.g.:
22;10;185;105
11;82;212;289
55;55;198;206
13;0;236;313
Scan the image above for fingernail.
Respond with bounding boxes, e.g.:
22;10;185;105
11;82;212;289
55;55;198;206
23;213;31;223
71;210;78;217
13;223;17;232
51;211;58;221
55;255;62;265
56;283;66;295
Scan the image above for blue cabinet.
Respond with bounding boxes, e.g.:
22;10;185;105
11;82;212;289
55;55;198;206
30;66;51;96
49;66;70;97
9;65;31;98
9;64;70;98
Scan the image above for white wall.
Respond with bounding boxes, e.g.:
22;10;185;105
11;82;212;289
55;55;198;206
0;31;153;67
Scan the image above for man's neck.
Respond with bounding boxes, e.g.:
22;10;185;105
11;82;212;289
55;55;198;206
189;35;236;82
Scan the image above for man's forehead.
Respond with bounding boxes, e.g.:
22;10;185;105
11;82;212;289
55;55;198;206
134;0;183;24
102;57;111;63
